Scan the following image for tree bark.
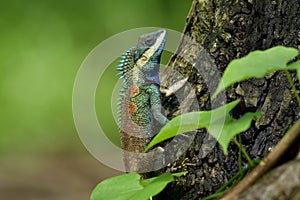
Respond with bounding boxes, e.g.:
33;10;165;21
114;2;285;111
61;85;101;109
158;0;300;199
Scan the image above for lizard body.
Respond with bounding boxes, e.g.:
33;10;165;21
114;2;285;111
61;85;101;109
117;29;169;174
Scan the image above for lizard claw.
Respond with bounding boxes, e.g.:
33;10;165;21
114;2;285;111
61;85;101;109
160;78;188;97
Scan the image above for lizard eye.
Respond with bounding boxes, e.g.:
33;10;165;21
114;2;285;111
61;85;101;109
145;37;155;46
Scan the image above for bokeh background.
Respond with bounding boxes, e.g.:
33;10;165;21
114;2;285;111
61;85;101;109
0;1;191;199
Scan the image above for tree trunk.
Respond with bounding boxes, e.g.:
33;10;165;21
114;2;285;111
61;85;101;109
158;0;300;199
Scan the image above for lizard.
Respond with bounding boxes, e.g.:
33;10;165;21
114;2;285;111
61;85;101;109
117;29;170;176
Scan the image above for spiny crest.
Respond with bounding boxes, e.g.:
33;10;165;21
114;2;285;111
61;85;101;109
116;48;135;79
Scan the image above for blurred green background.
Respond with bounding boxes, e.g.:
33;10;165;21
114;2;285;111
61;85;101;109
0;0;191;199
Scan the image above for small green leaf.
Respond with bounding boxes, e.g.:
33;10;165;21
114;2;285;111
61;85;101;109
146;100;260;155
90;172;180;200
90;173;142;200
135;173;174;199
208;112;260;154
170;171;187;178
213;46;299;98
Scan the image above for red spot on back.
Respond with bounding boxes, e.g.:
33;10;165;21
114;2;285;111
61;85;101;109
130;85;139;97
128;102;136;114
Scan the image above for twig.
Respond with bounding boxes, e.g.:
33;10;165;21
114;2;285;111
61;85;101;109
217;118;300;200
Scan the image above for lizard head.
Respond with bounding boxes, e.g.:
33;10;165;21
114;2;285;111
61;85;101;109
135;29;167;57
135;29;167;84
117;29;167;85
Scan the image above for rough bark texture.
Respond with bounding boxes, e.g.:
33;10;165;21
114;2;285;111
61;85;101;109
232;159;300;200
157;0;300;199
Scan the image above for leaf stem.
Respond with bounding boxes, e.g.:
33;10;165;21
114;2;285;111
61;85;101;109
232;138;254;167
285;70;300;107
203;163;255;200
202;191;226;200
237;134;242;173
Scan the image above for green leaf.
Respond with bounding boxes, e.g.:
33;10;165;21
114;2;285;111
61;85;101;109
146;100;260;155
135;173;173;199
90;173;141;200
90;172;182;200
170;171;187;178
208;112;260;154
213;46;299;98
